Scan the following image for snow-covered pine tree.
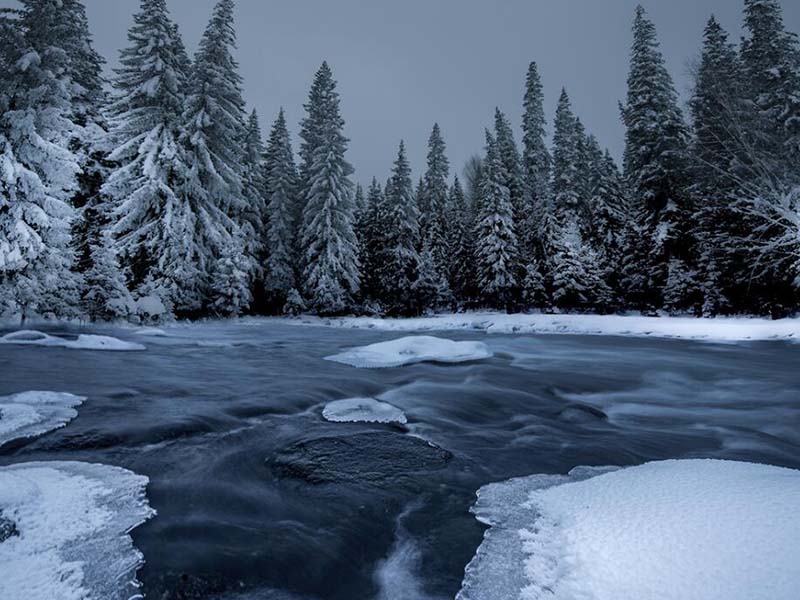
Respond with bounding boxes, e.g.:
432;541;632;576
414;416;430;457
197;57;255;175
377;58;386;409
380;141;420;315
445;176;476;304
180;0;252;316
412;239;453;315
209;230;253;317
741;0;800;162
298;61;333;221
299;63;361;314
474;130;519;311
550;222;613;312
689;16;742;316
419;123;451;279
521;261;548;310
493;108;526;258
102;0;190;316
357;178;386;305
82;230;134;322
621;5;692;310
241;109;268;282
0;1;82;321
263;108;298;311
522;62;552;222
552;89;582;227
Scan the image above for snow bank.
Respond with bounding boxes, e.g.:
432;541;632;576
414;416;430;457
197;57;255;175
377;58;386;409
0;330;145;351
0;391;85;447
458;460;800;600
323;398;408;425
302;313;800;342
325;336;493;368
0;461;155;600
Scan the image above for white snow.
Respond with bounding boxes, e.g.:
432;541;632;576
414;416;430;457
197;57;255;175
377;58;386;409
0;391;85;447
0;461;155;600
297;312;800;342
458;460;800;600
323;398;408;425
133;327;167;337
135;295;167;320
325;336;493;368
0;330;145;351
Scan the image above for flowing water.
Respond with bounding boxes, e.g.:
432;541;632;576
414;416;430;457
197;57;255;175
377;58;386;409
1;321;799;599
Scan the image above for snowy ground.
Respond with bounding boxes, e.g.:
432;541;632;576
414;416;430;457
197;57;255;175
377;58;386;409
325;335;493;368
292;312;800;342
0;391;85;447
0;461;155;600
458;460;800;600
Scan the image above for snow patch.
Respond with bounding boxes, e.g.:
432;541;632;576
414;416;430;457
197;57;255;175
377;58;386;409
0;461;155;600
0;330;145;351
323;398;407;425
458;460;800;600
0;391;85;447
325;336;493;368
133;327;167;337
299;313;800;342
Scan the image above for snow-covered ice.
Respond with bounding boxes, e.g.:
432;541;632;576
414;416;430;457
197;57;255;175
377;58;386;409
323;398;408;425
458;460;800;600
0;391;85;447
0;330;145;351
133;327;168;337
325;336;493;368
298;312;800;342
0;461;155;600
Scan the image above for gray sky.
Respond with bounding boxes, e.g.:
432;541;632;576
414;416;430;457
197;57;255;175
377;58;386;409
8;1;800;183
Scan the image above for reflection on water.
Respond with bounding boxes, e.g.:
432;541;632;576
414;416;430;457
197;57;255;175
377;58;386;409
1;322;798;599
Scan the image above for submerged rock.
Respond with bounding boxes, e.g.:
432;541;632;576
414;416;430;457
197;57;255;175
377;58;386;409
0;513;18;542
557;403;608;424
272;432;452;486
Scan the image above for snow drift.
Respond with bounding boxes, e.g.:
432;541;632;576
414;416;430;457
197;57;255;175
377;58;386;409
0;461;155;600
325;336;493;368
0;391;85;447
458;460;800;600
0;330;145;351
323;397;407;425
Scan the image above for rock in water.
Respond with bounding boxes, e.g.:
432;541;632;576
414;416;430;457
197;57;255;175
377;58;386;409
272;432;452;486
0;513;18;542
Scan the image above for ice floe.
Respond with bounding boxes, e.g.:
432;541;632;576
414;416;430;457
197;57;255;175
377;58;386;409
325;336;493;368
323;397;407;425
458;460;800;600
0;391;85;447
0;461;155;600
0;330;145;351
298;312;800;342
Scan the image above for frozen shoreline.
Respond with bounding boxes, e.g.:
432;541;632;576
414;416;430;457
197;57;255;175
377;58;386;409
288;312;800;342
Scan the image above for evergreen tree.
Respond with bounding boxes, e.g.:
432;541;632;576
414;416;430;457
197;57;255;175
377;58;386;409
358;178;387;304
241;109;268;280
102;0;190;315
82;230;134;321
550;222;613;312
209;231;253;317
445;176;476;303
521;262;548;310
522;62;552;216
412;239;453;314
180;0;250;314
299;63;360;314
552;89;582;225
474;130;518;310
494;108;526;255
621;5;691;309
0;1;82;321
420;123;451;278
380;141;420;315
263;109;298;310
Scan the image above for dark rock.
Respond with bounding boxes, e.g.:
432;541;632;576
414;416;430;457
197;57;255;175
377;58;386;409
557;403;609;424
272;431;452;486
0;514;19;542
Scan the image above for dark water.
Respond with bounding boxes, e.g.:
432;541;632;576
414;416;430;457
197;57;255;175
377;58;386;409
1;321;799;600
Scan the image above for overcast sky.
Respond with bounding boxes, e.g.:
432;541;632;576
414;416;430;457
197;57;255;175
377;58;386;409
6;0;800;184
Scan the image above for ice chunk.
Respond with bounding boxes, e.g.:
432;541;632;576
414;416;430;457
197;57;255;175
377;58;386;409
0;330;145;351
326;336;492;368
0;461;155;600
458;460;800;600
323;397;407;425
133;327;167;337
0;391;85;447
